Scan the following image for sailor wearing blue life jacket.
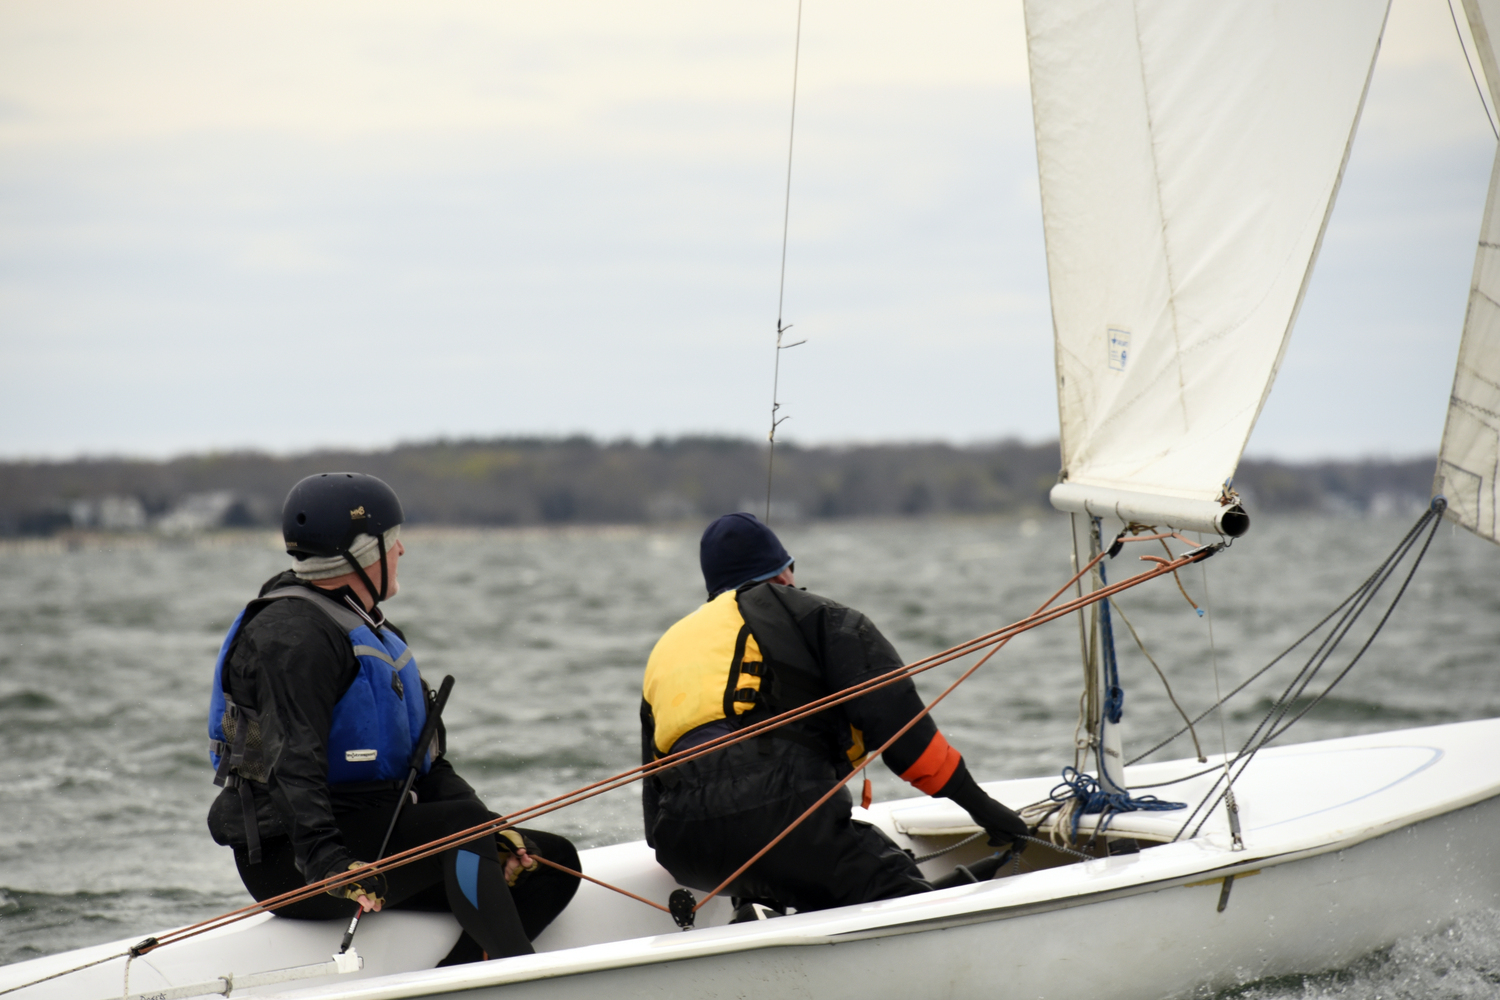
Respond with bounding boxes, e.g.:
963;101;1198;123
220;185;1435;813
641;513;1031;922
207;473;579;965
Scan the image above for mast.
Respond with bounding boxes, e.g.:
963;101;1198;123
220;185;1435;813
1070;513;1127;795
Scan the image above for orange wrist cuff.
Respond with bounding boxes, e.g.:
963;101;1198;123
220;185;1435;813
898;731;962;795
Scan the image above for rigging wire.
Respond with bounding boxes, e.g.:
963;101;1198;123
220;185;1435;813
0;951;127;997
1107;597;1205;762
1172;500;1446;841
1198;537;1243;849
1122;504;1441;790
2;537;1221;998
1125;508;1438;769
57;535;1212;975
765;0;808;524
685;535;1161;914
1125;576;1372;767
1447;0;1500;141
1030;521;1198;843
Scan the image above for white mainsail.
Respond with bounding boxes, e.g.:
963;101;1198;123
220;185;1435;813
1435;0;1500;544
1025;0;1391;534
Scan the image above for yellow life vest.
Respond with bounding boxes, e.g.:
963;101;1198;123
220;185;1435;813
643;591;766;755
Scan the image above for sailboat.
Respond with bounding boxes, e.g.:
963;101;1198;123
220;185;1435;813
5;1;1500;998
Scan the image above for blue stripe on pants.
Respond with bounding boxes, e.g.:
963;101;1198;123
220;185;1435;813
455;849;481;910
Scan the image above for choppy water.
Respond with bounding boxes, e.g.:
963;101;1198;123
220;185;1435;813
2;514;1498;997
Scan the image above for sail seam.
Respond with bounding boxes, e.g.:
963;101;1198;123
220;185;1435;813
1449;394;1500;423
1128;1;1191;435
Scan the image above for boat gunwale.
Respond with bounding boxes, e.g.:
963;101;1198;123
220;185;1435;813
14;720;1499;1000
246;782;1500;999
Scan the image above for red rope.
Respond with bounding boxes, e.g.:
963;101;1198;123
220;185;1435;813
531;856;670;914
685;537;1172;910
144;537;1214;950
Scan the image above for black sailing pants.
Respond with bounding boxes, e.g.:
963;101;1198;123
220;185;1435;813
235;797;579;964
649;741;930;913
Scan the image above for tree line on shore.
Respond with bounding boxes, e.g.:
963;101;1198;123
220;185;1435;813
0;437;1437;536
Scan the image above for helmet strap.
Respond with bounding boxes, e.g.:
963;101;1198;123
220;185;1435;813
343;550;385;612
375;534;389;602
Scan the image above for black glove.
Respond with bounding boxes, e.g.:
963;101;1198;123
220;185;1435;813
325;861;388;907
965;795;1030;851
937;760;1030;851
497;829;541;887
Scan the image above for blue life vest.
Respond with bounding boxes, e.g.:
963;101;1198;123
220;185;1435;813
208;586;431;787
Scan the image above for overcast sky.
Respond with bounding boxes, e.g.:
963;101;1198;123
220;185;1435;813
1;0;1495;461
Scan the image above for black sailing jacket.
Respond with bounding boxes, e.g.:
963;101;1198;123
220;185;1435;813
207;571;475;883
640;581;955;845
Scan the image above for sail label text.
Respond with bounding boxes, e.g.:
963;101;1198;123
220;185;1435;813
1108;327;1130;372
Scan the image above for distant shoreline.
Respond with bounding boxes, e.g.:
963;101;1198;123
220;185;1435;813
0;436;1437;538
0;509;1444;558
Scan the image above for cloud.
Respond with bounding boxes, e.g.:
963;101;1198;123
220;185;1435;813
0;0;1492;461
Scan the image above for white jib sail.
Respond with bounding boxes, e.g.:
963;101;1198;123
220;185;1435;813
1435;0;1500;544
1026;0;1391;527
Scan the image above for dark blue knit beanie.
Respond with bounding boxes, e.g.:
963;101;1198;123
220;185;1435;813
700;513;793;598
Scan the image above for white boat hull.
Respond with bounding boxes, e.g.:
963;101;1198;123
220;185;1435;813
4;718;1498;1000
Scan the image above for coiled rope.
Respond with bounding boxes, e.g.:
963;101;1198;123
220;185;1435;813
1042;767;1186;841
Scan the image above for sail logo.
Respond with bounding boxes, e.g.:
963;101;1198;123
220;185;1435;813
1108;327;1130;372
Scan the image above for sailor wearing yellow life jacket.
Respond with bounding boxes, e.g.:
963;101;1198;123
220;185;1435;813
641;513;1030;922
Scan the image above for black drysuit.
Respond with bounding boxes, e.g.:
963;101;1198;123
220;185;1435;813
208;571;579;963
641;582;1005;913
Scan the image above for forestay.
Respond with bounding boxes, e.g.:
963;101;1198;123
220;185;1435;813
1435;0;1500;545
1025;0;1391;527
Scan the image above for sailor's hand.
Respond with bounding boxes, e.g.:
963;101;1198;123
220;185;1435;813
498;830;541;887
936;760;1032;853
327;861;387;911
503;850;533;885
968;797;1031;852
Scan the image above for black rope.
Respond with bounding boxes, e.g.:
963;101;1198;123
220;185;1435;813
1224;501;1442;761
1260;510;1444;743
1129;501;1437;766
911;831;984;863
0;950;131;997
1110;596;1204;761
1171;499;1446;840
